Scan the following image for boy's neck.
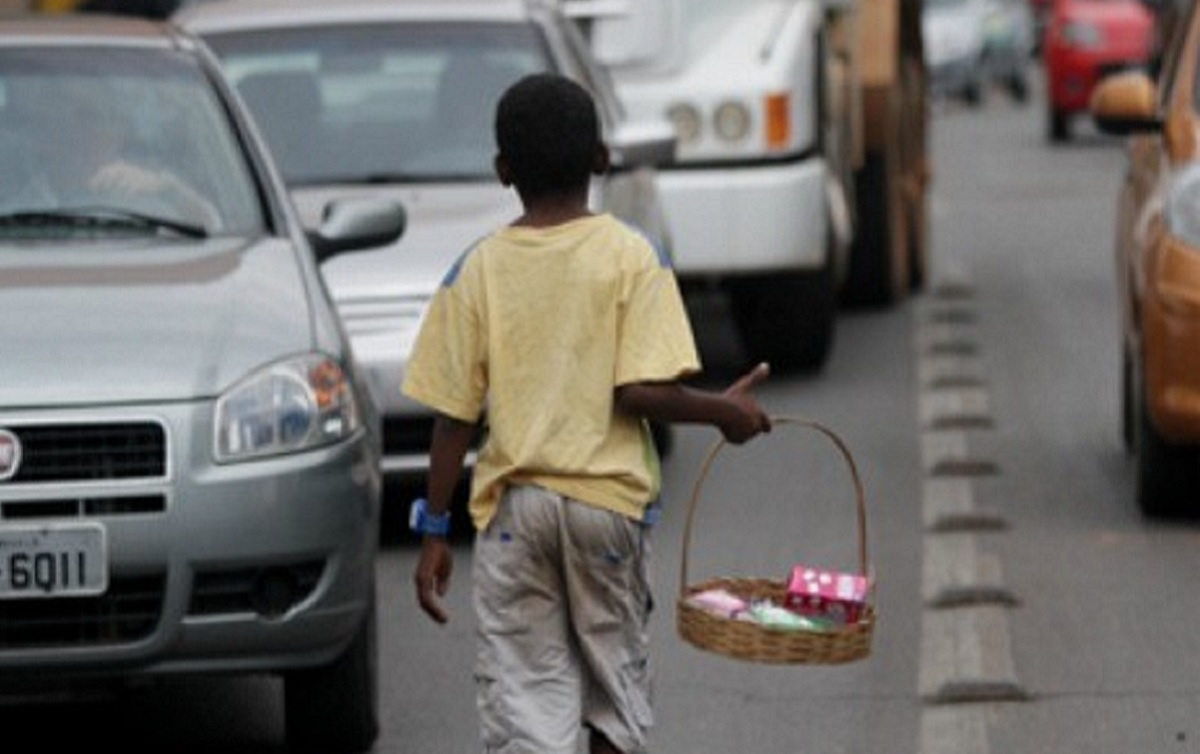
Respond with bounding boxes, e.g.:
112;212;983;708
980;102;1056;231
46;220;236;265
512;194;593;228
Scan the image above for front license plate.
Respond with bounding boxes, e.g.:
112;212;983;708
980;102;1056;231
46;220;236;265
0;523;108;599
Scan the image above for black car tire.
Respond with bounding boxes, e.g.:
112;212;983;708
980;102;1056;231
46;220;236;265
284;585;379;753
1007;71;1029;103
1135;386;1196;518
1049;106;1071;142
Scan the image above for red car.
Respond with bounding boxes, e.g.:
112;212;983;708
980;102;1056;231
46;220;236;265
1042;0;1154;141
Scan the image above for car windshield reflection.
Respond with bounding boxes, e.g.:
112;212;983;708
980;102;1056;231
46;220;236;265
202;22;547;185
0;47;263;237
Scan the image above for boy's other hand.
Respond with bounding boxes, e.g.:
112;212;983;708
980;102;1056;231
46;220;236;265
414;537;453;624
720;361;772;444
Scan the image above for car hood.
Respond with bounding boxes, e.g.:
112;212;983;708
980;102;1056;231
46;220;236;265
291;182;521;305
1;237;314;408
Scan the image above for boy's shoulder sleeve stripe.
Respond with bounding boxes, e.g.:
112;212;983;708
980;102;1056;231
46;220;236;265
441;235;488;287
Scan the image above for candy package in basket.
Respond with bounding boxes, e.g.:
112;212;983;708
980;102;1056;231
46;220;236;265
783;564;872;625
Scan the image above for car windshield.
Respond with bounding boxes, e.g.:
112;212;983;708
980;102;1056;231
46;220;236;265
202;22;550;185
0;47;263;238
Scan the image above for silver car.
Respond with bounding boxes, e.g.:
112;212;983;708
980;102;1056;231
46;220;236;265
176;0;678;483
0;15;404;754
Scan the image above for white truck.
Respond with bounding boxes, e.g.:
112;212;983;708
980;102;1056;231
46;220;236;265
564;0;930;371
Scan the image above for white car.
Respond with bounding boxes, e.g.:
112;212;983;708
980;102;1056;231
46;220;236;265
922;0;989;104
176;0;677;485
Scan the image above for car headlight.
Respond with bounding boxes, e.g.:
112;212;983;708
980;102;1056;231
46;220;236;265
1165;165;1200;249
214;353;360;463
666;102;702;145
714;100;752;143
1059;20;1103;49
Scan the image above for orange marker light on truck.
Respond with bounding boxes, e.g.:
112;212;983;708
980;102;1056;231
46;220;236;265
765;92;791;149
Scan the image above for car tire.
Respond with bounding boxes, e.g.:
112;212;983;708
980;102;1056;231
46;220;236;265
963;76;984;107
1135;385;1196;518
1007;71;1029;102
284;585;379;754
1049;106;1071;142
727;261;836;374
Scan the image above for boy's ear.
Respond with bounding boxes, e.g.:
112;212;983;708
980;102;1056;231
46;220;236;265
592;144;611;176
494;153;513;186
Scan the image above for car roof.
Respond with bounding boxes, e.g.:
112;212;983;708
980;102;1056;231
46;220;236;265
176;0;546;32
0;13;192;50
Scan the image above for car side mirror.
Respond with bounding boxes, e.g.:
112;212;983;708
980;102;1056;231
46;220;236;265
1091;71;1161;135
308;197;406;263
609;120;677;170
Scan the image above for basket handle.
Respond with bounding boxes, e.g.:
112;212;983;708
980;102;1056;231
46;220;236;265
677;416;870;600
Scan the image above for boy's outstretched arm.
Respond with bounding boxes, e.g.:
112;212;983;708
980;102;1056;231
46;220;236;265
413;413;476;624
615;361;772;444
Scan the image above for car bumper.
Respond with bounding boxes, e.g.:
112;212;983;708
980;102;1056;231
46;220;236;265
1144;234;1200;441
656;154;829;276
0;400;379;683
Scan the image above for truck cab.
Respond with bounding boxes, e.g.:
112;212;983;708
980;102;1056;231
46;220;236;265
567;0;855;372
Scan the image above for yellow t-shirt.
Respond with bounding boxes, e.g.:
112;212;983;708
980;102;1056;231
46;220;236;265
402;213;701;531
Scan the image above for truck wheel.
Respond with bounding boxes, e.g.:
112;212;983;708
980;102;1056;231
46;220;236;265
727;262;835;374
1135;386;1196;518
284;589;379;753
844;146;907;307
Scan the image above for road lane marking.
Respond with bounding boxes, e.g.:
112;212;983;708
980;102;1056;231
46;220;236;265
915;270;1028;754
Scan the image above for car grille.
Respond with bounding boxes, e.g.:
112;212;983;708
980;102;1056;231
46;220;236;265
0;574;165;650
4;422;167;484
1;495;166;521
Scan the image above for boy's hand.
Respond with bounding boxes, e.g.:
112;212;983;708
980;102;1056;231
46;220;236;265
720;361;772;444
414;537;453;624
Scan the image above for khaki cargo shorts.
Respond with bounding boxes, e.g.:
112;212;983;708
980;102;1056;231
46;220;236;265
473;484;655;754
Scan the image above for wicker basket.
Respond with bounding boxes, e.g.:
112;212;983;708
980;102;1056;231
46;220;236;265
675;416;875;665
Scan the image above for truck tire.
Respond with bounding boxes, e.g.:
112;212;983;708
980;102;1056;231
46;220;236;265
727;259;836;374
284;588;380;753
843;139;907;308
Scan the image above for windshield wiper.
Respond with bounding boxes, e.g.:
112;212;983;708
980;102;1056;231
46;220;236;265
0;208;208;238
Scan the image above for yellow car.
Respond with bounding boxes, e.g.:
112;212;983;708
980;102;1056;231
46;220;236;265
1092;9;1200;517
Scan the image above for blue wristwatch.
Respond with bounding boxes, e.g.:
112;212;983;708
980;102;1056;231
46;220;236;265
409;498;451;537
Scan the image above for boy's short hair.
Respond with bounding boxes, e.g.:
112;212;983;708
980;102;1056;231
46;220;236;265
494;73;602;199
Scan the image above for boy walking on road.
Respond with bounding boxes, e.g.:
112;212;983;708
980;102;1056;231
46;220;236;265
402;73;773;754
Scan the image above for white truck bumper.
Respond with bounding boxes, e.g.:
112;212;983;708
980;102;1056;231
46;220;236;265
657;155;830;276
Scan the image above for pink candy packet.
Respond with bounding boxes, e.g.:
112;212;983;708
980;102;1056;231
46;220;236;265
685;588;749;618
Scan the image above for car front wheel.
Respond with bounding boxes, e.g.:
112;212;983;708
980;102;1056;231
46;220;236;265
1135;387;1197;518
